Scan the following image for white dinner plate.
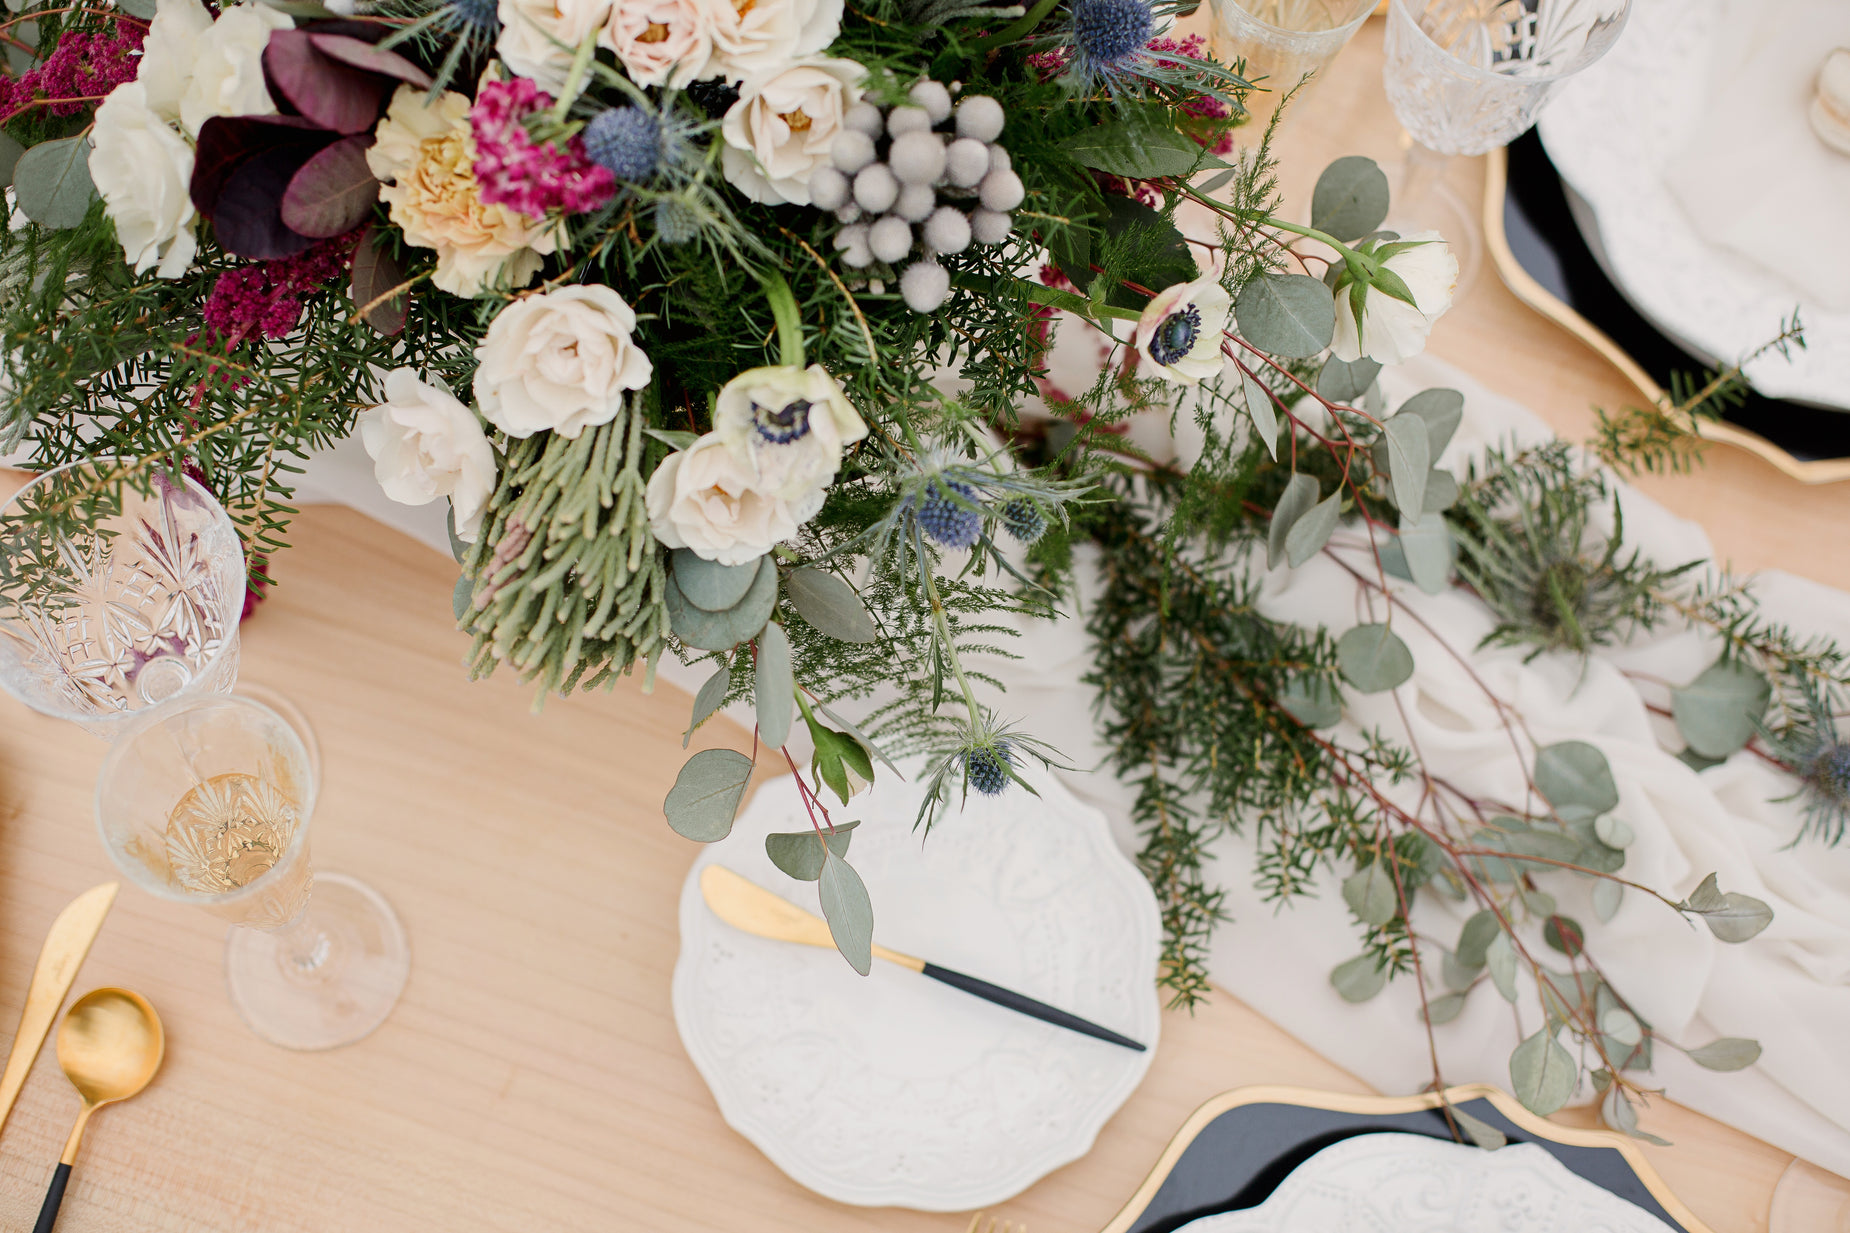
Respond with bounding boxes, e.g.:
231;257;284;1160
1183;1132;1680;1233
1538;0;1850;410
672;762;1160;1210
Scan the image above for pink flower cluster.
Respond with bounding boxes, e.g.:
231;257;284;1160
471;77;616;218
1150;35;1236;156
0;19;146;124
202;233;360;350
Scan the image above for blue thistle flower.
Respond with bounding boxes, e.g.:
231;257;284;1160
1072;0;1154;67
443;0;499;32
1765;684;1850;846
999;498;1047;543
916;480;984;549
654;199;699;245
583;107;661;183
962;741;1014;796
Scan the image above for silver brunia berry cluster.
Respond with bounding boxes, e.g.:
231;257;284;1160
807;80;1022;314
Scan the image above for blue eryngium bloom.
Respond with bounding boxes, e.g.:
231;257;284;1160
1072;0;1155;70
1765;684;1850;846
584;107;663;183
444;0;499;32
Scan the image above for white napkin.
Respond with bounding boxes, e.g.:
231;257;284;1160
1662;0;1850;313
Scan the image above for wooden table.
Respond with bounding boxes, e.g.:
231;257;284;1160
1;16;1846;1233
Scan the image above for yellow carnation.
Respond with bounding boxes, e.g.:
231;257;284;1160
365;85;558;299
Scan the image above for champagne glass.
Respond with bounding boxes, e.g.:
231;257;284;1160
1208;0;1379;137
95;694;409;1050
1382;0;1632;288
1;459;244;737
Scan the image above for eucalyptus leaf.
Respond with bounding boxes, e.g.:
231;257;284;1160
1337;623;1414;693
451;574;471;621
819;851;875;975
684;661;731;748
1601;1085;1671;1146
1534;741;1620;816
1241;368;1280;459
1691;885;1774;943
1441;947;1478;991
13;136;97;230
1309;155;1390;242
1521;888;1557;917
754;622;794;750
1678;747;1725;772
445;506;467;564
1396;388;1465;457
1382;413;1431;519
1684;872;1725;912
1599;1006;1642;1047
1285;489;1342;568
1594;814;1633;849
1330;953;1387;1003
1316;354;1381;405
1687;1037;1761;1071
1510;1027;1577;1116
1457;910;1499;968
1397;512;1453;595
1267;472;1319;570
1467;822;1582;883
1593;878;1624;922
765;821;858;881
1342;861;1397;927
1543;915;1584;957
1451;1106;1508;1151
1279;675;1342;729
114;0;158;15
1235;273;1336;359
1486;930;1517;1003
1423;468;1459;513
0;130;23;191
817;700;903;777
663;748;754;842
673;548;761;613
1564;816;1627;873
1672;659;1771;759
1421;991;1467;1025
665;561;777;651
786;567;877;644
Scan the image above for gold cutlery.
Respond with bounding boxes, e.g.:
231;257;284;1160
33;988;163;1233
701;865;1145;1051
965;1212;1028;1233
0;883;119;1137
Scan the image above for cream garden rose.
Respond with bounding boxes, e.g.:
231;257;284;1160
358;369;498;542
720;57;865;206
645;436;798;565
711;363;865;520
89;83;199;279
706;0;843;83
497;0;614;93
367;86;559;299
137;0;214;124
177;1;291;138
474;285;654;439
1331;232;1458;366
601;0;715;88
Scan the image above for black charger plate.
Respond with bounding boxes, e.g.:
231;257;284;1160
1099;1084;1712;1233
1488;130;1850;482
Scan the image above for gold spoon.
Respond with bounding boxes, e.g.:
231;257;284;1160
32;988;164;1233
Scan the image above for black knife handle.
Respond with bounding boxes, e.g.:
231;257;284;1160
920;962;1146;1051
34;1161;70;1233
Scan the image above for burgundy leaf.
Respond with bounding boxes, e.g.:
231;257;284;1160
214;145;320;260
351;223;406;336
307;33;434;89
263;28;387;134
281;135;378;238
192;114;329;218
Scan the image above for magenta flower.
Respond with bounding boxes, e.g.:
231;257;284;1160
202;232;360;350
471;76;617;218
0;19;146;125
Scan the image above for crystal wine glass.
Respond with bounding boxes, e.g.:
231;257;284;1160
95;694;409;1050
0;459;245;738
1382;0;1632;287
1208;0;1379;137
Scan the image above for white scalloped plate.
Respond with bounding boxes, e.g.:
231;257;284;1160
672;763;1161;1210
1538;0;1850;410
1183;1133;1680;1233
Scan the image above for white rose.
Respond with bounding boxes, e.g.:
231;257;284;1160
1330;232;1458;366
497;0;615;94
89;83;198;279
358;369;498;543
711;363;865;520
138;0;214;124
178;2;292;139
601;0;715;88
1135;275;1231;386
706;0;842;83
646;435;796;565
720;57;865;206
473;285;654;440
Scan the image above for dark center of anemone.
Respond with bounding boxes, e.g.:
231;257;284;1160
1071;0;1155;67
1148;304;1201;366
753;398;813;444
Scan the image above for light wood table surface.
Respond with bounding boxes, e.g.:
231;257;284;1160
1;16;1847;1233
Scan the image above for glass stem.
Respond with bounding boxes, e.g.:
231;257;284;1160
270;908;335;979
1396;141;1454;222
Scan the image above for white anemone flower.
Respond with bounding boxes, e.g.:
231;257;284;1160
1135;276;1231;386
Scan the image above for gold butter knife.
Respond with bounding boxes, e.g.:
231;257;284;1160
0;882;118;1135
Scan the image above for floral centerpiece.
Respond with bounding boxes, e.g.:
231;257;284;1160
2;0;1843;1142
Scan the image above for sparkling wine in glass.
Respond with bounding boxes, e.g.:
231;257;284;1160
1208;0;1378;137
0;459;244;737
96;695;409;1050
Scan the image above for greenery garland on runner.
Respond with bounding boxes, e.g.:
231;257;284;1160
0;0;1842;1142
